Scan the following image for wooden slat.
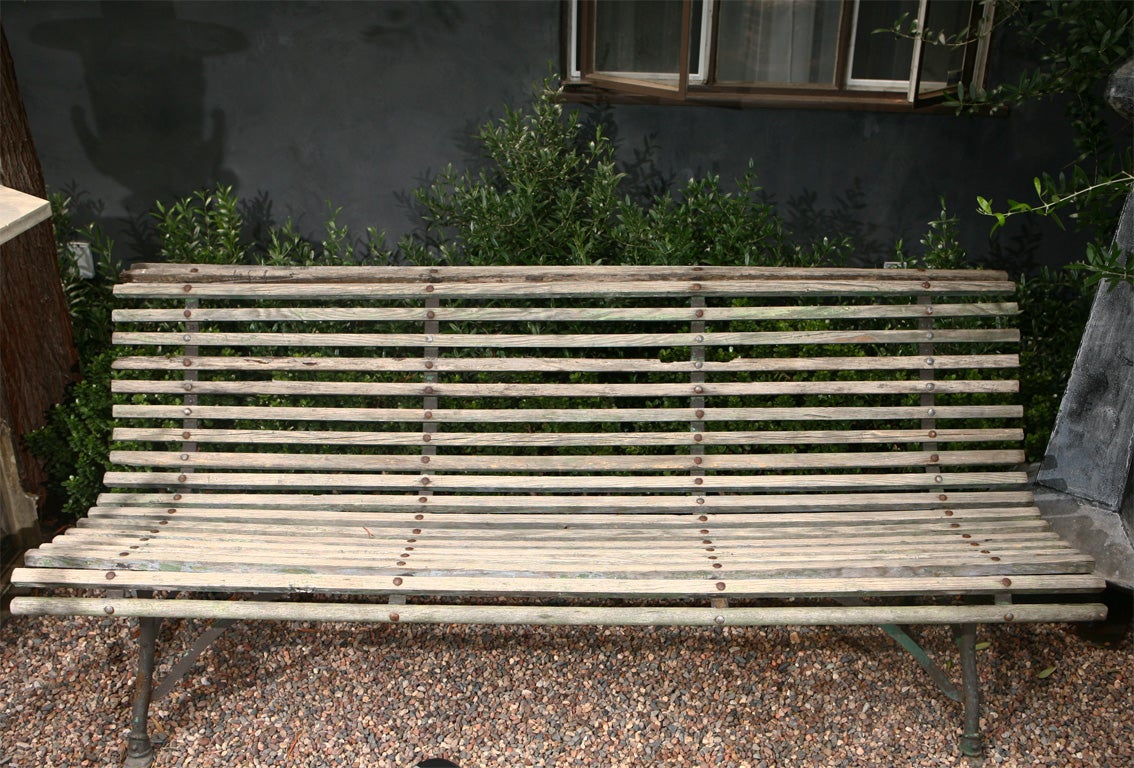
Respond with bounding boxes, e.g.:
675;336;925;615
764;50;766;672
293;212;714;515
112;427;1025;447
99;470;1028;491
111;378;1019;398
109;449;1025;472
93;490;1038;511
113;328;1020;348
9;567;1106;598
120;263;1012;283
112;278;1016;300
112;302;1019;323
113;404;1024;423
9;598;1105;626
111;353;1021;373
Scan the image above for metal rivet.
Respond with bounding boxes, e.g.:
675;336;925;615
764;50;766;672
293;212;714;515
934;475;943;483
696;501;705;508
173;494;182;501
700;529;709;534
990;556;1001;562
962;533;972;539
177;474;188;482
149;529;159;534
695;335;704;343
424;411;433;419
425;361;434;369
694;478;703;485
106;572;116;580
694;434;703;443
714;615;725;626
424;386;434;394
944;510;954;517
693;457;703;465
950;523;960;529
167;508;176;514
694;361;703;369
938;495;948;501
426;310;436;319
182;284;192;293
421;456;430;464
104;605;115;615
695;409;705;418
694;385;704;394
981;550;991;554
930;454;940;463
715;582;726;591
712;563;722;569
180;454;190;461
182;431;191;439
159;520;168;525
183;334;192;342
970;542;980;547
393;578;403;586
412;529;422;535
1001;578;1012;587
928;430;937;438
707;556;717;561
927;408;936;417
691;283;702;290
130;546;139;550
119;551;130;557
925;331;934;340
925;382;935;391
396;561;406;566
183;408;192;416
420;477;431;485
425;285;434;293
706;546;715;552
698;515;708;521
183;359;193;367
389;612;400;622
189;268;199;274
922;281;931;289
406;540;416;544
702;539;712;545
183;309;193;318
926;358;935;366
401;552;411;557
1004;612;1014;622
925;306;933;315
422;434;431;442
425;335;434;343
695;309;704;318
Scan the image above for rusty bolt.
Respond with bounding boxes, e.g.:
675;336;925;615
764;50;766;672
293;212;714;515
712;563;722;569
424;386;434;395
119;551;130;557
421;477;431;485
424;410;433;420
183;359;193;367
393;577;403;586
694;478;704;485
950;523;960;529
415;513;425;520
938;494;948;501
182;431;191;439
944;509;954;516
1001;578;1012;587
694;385;704;394
962;533;972;539
694;434;703;443
715;582;726;591
695;309;704;318
990;556;1001;562
1003;612;1014;622
700;529;709;534
981;550;991;554
173;494;182;501
425;361;434;369
182;284;193;293
422;433;432;443
389;612;401;622
426;310;436;319
412;529;422;535
928;430;938;438
714;615;725;626
104;605;115;615
693;457;703;465
425;285;435;293
922;281;931;289
106;572;116;581
925;306;934;315
695;409;705;418
177;474;188;483
396;561;406;566
691;283;702;291
421;456;430;464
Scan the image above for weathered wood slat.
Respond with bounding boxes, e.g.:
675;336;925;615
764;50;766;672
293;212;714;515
83;505;1046;526
118;262;1013;282
100;470;1028;491
94;490;1038;511
111;378;1019;398
109;449;1024;472
9;567;1104;598
112;302;1019;323
113;328;1019;348
112;278;1016;300
113;404;1024;423
9;597;1104;626
112;354;1020;373
112;427;1025;447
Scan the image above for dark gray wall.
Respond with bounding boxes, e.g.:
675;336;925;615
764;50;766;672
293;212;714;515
3;0;1087;267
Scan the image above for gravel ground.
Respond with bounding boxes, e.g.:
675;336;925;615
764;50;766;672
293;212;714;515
1;603;1130;768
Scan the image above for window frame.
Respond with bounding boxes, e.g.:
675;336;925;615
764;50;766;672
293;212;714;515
563;0;996;112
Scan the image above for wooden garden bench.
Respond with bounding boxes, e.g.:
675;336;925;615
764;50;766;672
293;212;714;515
11;264;1106;766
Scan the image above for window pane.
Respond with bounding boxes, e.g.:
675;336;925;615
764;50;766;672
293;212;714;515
593;0;702;76
716;0;841;84
850;0;918;81
920;0;971;86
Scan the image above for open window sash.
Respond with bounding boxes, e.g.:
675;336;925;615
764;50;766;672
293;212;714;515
908;0;995;105
575;0;697;100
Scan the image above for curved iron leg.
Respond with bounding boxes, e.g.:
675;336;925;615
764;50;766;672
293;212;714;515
123;616;161;768
953;623;983;757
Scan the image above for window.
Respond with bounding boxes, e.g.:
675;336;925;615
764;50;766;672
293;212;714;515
565;0;995;110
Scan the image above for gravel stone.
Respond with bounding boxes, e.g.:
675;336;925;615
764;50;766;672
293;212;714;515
1;614;1130;767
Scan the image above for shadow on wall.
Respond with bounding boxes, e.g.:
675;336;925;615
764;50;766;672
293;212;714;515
29;1;246;215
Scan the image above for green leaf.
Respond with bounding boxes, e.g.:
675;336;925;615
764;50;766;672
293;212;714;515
1037;666;1057;679
975;641;992;651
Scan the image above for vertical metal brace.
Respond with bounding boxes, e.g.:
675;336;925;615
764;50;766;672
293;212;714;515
123;615;161;768
422;295;440;495
919;295;938;479
181;297;199;479
953;623;983;757
691;295;706;502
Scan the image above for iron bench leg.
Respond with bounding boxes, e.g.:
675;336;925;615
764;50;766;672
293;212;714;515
953;623;983;757
123;616;161;768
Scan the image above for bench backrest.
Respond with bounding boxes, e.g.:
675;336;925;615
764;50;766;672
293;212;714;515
104;264;1028;517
